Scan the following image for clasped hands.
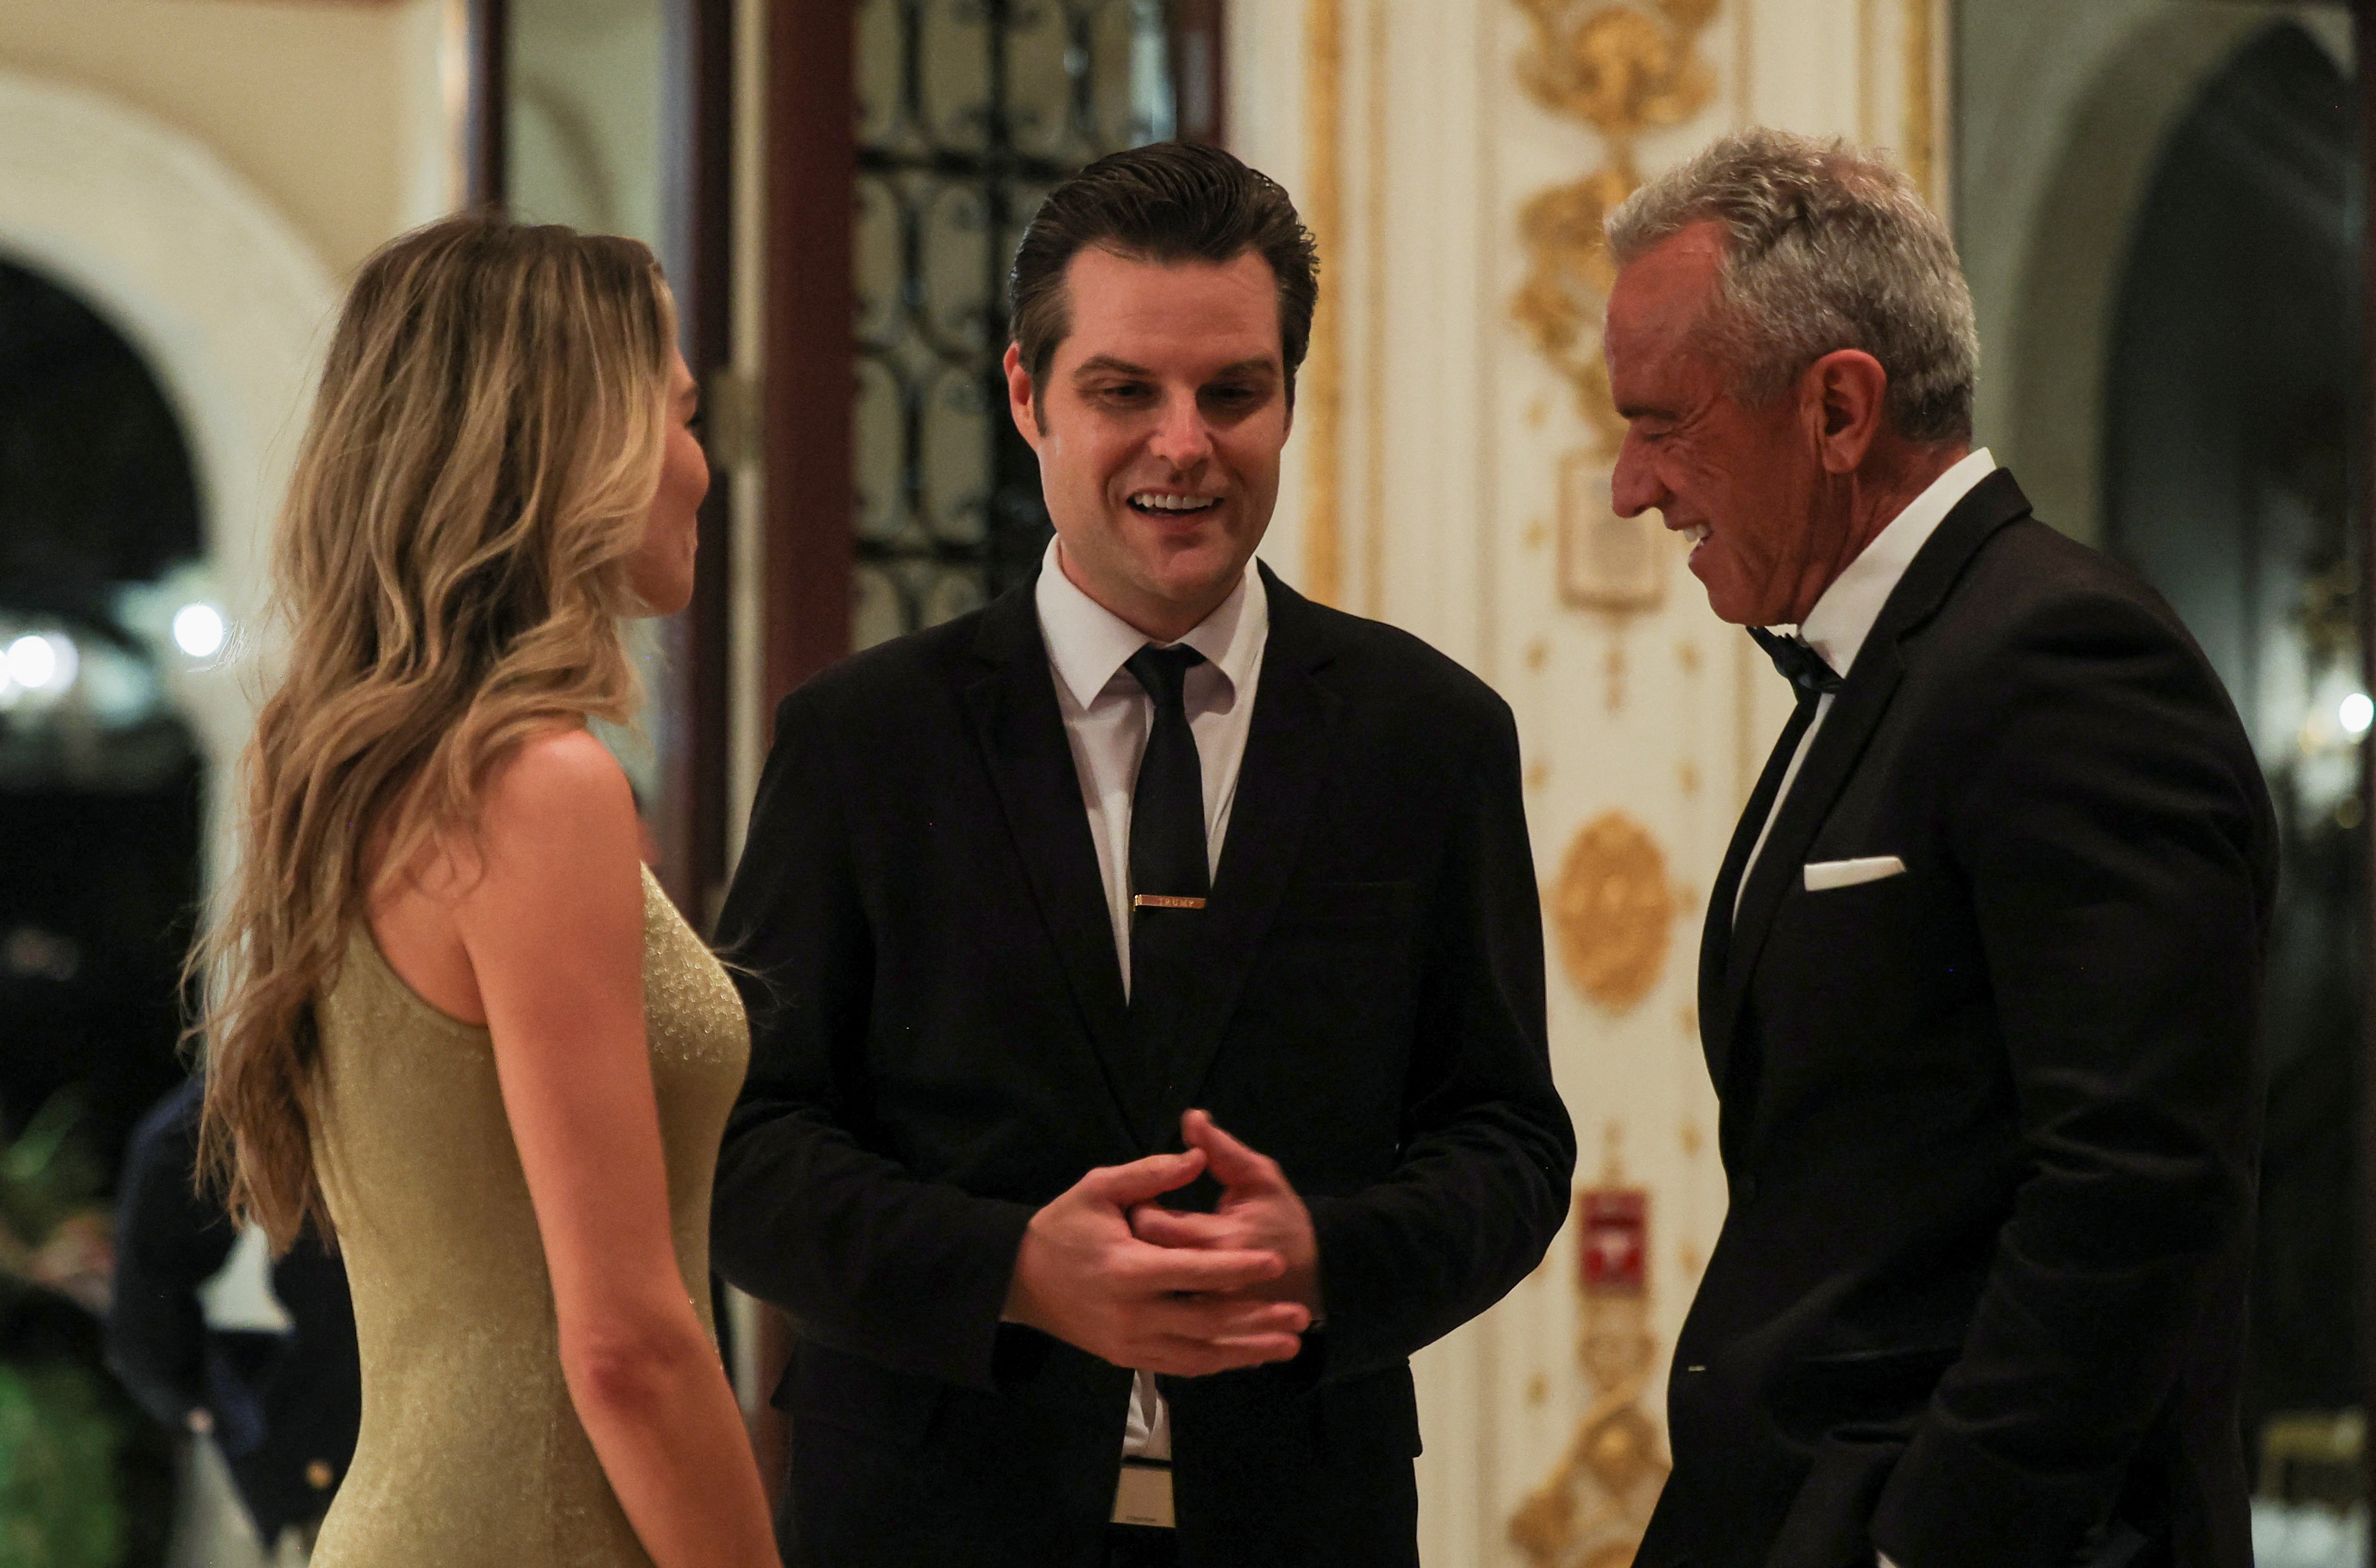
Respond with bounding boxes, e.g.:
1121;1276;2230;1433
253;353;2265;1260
1002;1109;1320;1378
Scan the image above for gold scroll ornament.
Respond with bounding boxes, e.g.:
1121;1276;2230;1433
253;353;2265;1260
1510;0;1720;616
1551;811;1676;1013
1512;1129;1671;1568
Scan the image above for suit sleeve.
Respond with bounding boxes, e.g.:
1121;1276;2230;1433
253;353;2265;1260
1870;593;2274;1567
105;1081;231;1432
708;691;1034;1392
1303;697;1577;1380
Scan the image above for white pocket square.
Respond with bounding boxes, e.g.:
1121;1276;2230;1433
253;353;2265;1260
1803;855;1906;892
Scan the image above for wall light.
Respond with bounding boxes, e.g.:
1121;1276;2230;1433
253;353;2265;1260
2340;692;2373;739
172;602;227;660
5;632;76;694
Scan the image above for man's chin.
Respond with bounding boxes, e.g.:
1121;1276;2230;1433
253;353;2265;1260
1696;578;1766;628
1142;564;1244;611
1130;535;1248;593
1687;555;1746;625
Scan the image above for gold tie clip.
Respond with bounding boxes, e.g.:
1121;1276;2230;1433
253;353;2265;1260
1132;894;1208;911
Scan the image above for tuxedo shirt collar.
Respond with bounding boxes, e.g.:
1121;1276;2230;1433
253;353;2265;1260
1032;535;1266;711
1788;446;1997;679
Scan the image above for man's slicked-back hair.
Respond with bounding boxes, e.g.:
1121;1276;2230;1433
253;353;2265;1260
1009;141;1320;402
1605;127;1978;445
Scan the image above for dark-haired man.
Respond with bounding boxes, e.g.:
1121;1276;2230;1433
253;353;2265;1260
1607;130;2275;1568
711;142;1574;1567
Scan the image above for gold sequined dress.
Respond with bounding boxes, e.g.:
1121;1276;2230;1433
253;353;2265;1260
308;867;748;1567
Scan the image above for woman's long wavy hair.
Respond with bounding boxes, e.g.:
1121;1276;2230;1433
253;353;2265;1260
193;215;677;1250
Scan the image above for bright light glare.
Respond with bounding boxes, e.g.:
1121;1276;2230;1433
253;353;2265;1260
173;602;227;659
5;633;74;693
2342;692;2374;738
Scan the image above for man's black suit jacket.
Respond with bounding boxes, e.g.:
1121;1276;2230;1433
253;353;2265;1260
1637;473;2277;1568
106;1076;361;1544
711;563;1575;1568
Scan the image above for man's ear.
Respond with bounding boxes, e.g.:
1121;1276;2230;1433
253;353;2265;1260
1803;349;1888;475
1003;342;1046;449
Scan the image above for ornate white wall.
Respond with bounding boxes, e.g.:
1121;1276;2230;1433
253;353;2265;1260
0;63;362;1568
1229;4;1948;1562
0;0;458;893
0;0;454;279
0;68;341;885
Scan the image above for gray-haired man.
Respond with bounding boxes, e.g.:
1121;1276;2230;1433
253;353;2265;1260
1604;128;2275;1568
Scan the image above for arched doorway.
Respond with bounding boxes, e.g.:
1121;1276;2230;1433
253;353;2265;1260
2104;19;2362;1504
0;66;336;1565
0;67;339;880
0;251;212;1567
0;252;205;1186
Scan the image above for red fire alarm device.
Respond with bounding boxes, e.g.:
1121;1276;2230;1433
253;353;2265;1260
1579;1187;1647;1293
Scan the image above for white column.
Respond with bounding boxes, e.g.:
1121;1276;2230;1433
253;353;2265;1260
1229;4;1931;1562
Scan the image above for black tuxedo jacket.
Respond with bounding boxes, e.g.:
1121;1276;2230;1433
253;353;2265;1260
711;564;1575;1567
105;1076;360;1543
1637;473;2277;1568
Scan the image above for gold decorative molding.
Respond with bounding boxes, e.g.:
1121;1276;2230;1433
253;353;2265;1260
1860;0;1945;205
1903;0;1942;208
1512;1127;1671;1568
1360;0;1390;620
1302;0;1346;607
1514;170;1632;456
1858;0;1883;148
1557;450;1667;614
1509;0;1719;633
1515;0;1720;153
1550;811;1677;1012
1511;0;1719;451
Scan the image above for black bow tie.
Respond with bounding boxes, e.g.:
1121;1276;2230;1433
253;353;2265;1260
1748;626;1844;702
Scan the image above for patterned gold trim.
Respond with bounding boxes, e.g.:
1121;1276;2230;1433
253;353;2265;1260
1858;0;1882;147
1549;811;1677;1012
1511;1130;1672;1567
1509;0;1720;634
1302;0;1346;606
1731;0;1751;126
1556;451;1668;614
1360;0;1391;620
1509;0;1720;452
1903;0;1940;206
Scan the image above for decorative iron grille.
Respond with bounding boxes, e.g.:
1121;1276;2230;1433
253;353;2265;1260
852;0;1178;647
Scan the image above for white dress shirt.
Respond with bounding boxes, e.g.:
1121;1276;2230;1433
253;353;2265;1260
1033;535;1270;1465
1734;448;1997;920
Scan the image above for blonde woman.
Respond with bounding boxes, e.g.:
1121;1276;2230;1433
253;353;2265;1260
193;216;776;1568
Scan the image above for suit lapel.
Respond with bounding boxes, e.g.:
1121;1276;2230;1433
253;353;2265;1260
1698;697;1813;1090
1719;658;1908;1038
1159;567;1340;1121
1713;471;2036;1069
959;585;1141;1144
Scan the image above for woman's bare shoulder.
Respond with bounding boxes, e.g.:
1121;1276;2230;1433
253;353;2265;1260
479;727;637;845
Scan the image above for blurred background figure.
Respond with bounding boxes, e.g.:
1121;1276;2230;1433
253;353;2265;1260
106;1076;359;1568
0;1086;175;1568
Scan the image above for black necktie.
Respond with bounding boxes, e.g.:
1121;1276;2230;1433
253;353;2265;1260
1124;645;1210;914
1120;646;1208;1117
1747;626;1844;704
